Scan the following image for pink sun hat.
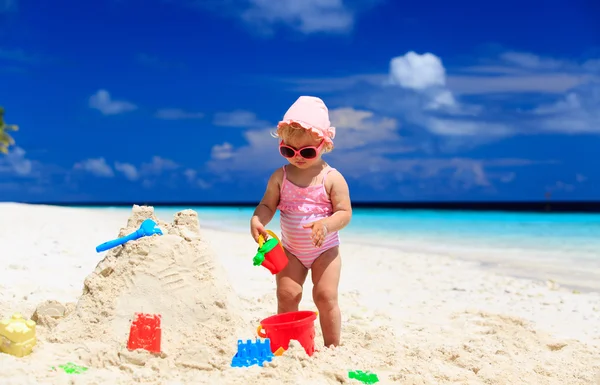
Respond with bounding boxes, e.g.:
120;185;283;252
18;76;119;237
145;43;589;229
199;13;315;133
277;96;336;145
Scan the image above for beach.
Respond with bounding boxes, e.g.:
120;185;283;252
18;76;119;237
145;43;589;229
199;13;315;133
0;202;599;385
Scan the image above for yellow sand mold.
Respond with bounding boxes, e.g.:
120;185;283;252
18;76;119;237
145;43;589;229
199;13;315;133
0;313;37;357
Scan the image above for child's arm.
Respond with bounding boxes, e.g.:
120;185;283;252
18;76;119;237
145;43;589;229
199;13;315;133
250;168;283;240
322;170;352;233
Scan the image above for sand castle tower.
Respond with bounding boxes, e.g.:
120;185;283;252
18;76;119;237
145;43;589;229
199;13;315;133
49;205;249;370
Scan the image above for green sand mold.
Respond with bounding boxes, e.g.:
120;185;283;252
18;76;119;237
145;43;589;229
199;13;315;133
349;370;379;384
51;362;88;374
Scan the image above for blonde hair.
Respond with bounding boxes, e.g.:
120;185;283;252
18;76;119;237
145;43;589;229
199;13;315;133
271;123;334;153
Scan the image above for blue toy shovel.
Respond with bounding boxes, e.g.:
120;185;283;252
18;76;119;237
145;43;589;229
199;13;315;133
96;219;163;253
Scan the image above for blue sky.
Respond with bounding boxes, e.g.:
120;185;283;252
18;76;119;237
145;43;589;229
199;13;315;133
0;0;598;203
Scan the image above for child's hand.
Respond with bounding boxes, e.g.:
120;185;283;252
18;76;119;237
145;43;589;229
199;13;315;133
303;220;328;247
250;216;268;243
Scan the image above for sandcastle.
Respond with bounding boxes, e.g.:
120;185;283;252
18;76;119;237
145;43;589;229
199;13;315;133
47;205;250;370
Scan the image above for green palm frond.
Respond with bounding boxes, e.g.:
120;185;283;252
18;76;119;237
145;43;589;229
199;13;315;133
0;131;15;154
0;106;19;154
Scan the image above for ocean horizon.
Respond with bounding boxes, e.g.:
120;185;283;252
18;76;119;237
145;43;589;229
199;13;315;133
95;205;600;293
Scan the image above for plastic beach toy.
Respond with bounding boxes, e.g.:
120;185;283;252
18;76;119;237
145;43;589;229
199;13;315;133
231;338;274;367
51;362;88;374
256;310;317;356
348;370;379;384
0;313;37;357
253;230;288;275
127;313;162;354
96;219;163;253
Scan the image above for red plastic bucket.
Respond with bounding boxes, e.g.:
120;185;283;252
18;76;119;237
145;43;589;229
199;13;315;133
256;310;318;356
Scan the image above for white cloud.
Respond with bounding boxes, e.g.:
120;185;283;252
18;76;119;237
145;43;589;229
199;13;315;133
138;156;179;175
333;151;542;181
211;142;235;160
114;162;139;180
208;128;280;175
89;89;137;115
328;107;401;149
213;110;270;128
277;73;386;93
546;180;575;193
446;73;588;95
499;51;566;71
426;118;512;137
447;51;599;95
183;168;196;181
207;127;289;174
499;172;516;183
424;89;457;111
534;93;582;115
389;51;447;90
183;168;211;189
73;157;114;177
583;59;600;72
196;0;381;35
72;156;178;184
155;108;204;120
0;147;32;176
242;0;353;34
336;154;494;186
530;83;600;133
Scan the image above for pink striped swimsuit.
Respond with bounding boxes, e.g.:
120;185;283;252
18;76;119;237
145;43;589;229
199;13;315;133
277;165;340;269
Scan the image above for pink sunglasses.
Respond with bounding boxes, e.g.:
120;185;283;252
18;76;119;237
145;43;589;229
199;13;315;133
279;140;324;159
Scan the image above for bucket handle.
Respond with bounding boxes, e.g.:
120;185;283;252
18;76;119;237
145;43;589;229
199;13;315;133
256;324;267;338
258;230;283;250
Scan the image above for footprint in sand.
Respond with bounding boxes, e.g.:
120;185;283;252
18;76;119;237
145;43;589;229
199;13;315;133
156;265;189;294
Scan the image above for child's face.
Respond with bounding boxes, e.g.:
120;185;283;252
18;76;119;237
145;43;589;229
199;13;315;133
281;133;323;169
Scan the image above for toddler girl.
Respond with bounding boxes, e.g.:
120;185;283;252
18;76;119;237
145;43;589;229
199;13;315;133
250;95;352;348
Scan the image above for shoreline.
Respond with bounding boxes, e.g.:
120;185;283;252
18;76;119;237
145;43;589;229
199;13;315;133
4;201;599;293
155;210;600;294
35;202;599;294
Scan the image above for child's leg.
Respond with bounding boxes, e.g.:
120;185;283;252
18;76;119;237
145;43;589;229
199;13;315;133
310;246;341;347
275;248;309;314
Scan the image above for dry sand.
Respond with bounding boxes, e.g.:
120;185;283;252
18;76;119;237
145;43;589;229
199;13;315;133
0;203;599;385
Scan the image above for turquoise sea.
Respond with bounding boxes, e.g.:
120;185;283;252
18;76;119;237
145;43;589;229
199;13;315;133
105;206;600;291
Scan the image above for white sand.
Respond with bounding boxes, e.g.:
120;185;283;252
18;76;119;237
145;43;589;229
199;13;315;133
0;202;599;385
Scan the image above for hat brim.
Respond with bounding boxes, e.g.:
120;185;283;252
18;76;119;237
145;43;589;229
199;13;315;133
277;119;335;144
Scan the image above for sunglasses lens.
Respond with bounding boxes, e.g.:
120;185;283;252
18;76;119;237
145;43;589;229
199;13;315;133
280;146;295;158
300;148;317;159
